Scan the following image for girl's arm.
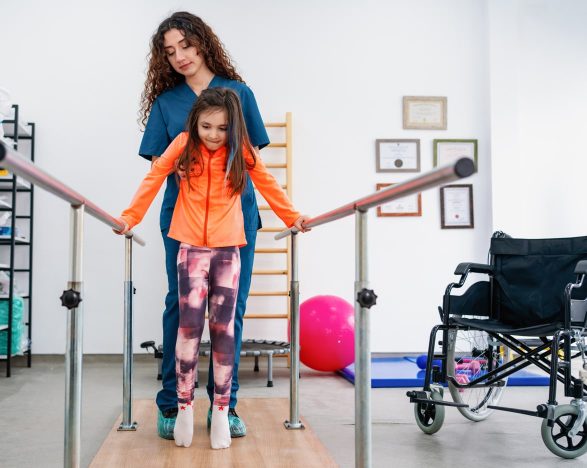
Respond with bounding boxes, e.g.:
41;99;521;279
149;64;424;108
119;133;188;230
245;148;303;228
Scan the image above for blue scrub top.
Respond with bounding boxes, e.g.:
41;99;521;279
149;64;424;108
138;77;270;231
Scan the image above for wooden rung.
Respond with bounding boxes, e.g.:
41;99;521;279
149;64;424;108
256;185;287;190
245;313;289;319
255;248;287;254
259;227;284;232
267;143;287;148
259;205;271;210
265;163;287;169
249;291;289;297
253;269;288;275
264;122;286;128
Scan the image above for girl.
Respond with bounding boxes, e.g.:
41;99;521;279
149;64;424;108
117;87;308;449
139;11;268;440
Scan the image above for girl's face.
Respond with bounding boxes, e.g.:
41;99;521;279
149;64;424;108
198;109;228;152
163;28;205;77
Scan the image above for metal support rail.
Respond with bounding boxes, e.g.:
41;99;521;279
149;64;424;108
0;142;144;468
277;158;475;468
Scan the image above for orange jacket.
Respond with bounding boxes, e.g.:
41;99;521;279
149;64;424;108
121;132;300;247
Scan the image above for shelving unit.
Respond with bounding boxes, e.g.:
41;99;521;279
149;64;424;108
0;104;35;377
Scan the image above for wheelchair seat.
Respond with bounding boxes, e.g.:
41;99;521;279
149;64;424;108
449;316;563;336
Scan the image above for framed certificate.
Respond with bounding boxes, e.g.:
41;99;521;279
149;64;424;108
376;139;420;173
440;184;474;229
434;139;478;170
376;183;422;217
403;96;447;130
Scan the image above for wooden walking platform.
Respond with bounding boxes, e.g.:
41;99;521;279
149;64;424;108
90;398;337;467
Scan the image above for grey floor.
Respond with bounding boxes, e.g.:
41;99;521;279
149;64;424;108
2;355;587;468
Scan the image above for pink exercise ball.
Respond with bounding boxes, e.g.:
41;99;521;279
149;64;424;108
297;295;355;371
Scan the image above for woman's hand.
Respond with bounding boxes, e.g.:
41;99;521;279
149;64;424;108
113;218;130;235
293;215;311;233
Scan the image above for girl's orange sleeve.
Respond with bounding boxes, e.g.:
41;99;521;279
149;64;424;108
120;132;188;229
245;147;301;227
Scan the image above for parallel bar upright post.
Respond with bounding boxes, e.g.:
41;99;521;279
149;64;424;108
355;209;371;468
285;233;304;429
119;235;137;431
64;204;84;468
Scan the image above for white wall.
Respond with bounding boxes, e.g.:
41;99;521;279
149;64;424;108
1;0;493;354
489;0;587;237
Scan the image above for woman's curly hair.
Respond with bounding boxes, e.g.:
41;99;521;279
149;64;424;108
139;11;243;128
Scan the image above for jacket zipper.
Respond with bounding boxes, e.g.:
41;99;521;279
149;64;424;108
203;153;212;246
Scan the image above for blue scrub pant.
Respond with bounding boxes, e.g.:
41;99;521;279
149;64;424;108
156;228;257;412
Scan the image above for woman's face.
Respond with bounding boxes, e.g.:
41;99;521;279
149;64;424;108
197;108;228;152
163;28;205;77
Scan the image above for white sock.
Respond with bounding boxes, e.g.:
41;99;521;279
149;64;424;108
210;404;231;449
174;401;194;448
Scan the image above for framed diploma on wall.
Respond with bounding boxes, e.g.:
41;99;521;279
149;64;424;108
440;184;474;229
376;183;422;217
376;139;420;172
402;96;447;130
434;139;478;170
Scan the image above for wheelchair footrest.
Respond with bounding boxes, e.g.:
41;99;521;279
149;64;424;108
487;404;541;418
406;391;468;408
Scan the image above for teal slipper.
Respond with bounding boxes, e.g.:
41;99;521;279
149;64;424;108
228;408;247;438
157;408;177;440
207;407;247;437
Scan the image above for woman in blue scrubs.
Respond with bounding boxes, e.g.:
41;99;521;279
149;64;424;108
138;11;269;440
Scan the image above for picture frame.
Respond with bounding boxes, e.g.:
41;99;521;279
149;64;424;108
376;139;420;173
376;183;422;217
402;96;447;130
434;139;478;170
440;184;474;229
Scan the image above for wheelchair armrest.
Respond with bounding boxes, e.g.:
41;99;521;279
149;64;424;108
574;260;587;275
454;263;494;276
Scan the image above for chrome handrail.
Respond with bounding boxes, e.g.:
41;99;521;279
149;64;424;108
0;141;143;467
0;142;145;245
279;157;475;468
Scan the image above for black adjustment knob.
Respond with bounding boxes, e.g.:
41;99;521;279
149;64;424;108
60;289;82;309
356;288;378;308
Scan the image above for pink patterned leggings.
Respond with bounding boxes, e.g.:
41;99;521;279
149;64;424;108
175;244;240;406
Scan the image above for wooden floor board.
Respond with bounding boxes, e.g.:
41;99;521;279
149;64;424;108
90;398;337;468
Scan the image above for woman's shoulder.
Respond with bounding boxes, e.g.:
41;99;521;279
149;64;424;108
212;76;252;95
155;82;189;104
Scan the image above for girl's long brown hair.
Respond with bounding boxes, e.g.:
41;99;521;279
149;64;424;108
177;88;256;197
139;11;243;127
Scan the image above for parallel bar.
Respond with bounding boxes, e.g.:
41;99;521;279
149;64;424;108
64;205;84;468
355;210;371;468
0;143;145;246
119;236;137;431
284;233;303;430
275;158;475;240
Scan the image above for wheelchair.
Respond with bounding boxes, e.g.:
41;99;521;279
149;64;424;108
406;232;587;459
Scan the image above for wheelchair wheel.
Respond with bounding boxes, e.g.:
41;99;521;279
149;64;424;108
541;405;587;459
414;388;445;434
446;328;507;422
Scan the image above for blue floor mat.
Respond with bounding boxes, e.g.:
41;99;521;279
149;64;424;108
338;356;550;388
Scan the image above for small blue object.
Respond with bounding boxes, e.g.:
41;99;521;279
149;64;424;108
338;356;549;388
415;354;442;370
